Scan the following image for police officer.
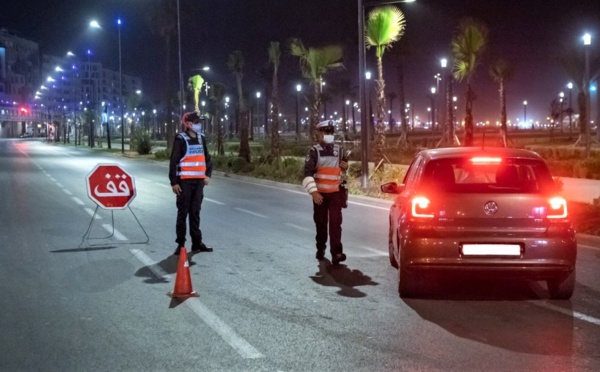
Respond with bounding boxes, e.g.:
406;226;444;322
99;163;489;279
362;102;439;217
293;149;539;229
302;121;349;264
169;111;213;255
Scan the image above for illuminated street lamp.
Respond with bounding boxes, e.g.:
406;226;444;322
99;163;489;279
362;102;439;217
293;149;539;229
358;0;416;191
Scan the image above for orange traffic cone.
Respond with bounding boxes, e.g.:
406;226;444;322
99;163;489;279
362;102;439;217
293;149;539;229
167;247;199;298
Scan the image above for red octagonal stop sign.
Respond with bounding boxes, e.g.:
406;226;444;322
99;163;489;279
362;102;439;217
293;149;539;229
86;163;136;209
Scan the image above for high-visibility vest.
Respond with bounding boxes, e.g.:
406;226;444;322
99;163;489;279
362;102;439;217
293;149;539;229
314;143;341;193
176;133;207;179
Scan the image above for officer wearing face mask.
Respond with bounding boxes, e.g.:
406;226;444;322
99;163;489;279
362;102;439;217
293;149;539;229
302;121;349;264
169;111;213;256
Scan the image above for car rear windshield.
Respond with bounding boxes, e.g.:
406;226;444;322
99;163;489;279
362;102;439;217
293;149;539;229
420;157;557;193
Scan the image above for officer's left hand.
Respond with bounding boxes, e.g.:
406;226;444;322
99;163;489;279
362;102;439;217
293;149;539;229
340;161;348;171
204;177;210;186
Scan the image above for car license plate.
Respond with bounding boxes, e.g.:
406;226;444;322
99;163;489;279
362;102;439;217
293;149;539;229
461;244;521;256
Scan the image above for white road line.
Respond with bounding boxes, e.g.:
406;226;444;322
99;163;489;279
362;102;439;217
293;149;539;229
357;246;387;256
530;301;600;327
284;223;311;232
130;249;169;280
205;198;225;205
349;201;389;210
84;208;102;219
62;188;73;195
72;197;85;205
56;182;63;188
235;208;267;219
186;300;264;359
101;224;127;241
129;249;264;359
579;244;600;252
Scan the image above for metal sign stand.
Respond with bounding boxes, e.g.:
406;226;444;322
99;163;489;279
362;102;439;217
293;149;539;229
79;205;149;248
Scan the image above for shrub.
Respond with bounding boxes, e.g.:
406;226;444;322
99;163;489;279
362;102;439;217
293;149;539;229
136;132;152;155
229;157;255;173
154;148;171;160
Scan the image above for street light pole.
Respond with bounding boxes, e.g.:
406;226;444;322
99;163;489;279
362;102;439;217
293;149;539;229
568;82;573;138
583;33;592;156
523;100;528;129
430;87;436;132
118;18;124;154
296;84;301;140
177;0;184;120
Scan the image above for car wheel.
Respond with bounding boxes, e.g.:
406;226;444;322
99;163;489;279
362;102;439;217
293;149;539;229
388;219;398;269
398;254;419;298
547;269;576;299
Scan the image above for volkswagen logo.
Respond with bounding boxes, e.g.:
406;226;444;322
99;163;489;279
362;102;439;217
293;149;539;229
483;201;498;215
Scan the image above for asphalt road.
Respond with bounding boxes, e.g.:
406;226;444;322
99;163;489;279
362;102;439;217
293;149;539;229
1;138;600;372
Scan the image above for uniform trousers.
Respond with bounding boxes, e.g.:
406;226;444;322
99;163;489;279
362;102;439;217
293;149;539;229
313;190;344;255
175;178;205;246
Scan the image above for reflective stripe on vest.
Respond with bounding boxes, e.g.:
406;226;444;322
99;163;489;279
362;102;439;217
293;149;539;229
314;143;341;193
176;133;207;179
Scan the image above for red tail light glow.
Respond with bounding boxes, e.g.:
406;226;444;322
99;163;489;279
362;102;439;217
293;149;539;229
547;197;567;219
471;157;502;165
411;196;434;218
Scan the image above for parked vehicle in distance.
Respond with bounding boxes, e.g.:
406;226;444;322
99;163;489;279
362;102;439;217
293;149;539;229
19;132;33;138
381;147;577;299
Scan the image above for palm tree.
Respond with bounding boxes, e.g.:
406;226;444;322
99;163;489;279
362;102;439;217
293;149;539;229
187;74;205;113
489;59;513;147
289;38;343;141
451;17;488;147
148;0;177;152
227;50;250;162
209;83;227;155
268;41;282;161
365;5;406;162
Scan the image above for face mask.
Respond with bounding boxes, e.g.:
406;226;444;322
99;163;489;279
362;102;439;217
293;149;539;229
323;134;335;144
191;124;202;133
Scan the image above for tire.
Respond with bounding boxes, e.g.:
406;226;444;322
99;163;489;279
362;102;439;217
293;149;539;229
388;219;398;269
547;269;576;300
398;254;419;298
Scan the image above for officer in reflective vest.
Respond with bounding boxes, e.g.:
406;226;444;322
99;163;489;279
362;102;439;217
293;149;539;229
169;111;213;255
302;120;349;264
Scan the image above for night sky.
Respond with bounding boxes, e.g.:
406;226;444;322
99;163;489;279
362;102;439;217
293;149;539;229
1;0;599;124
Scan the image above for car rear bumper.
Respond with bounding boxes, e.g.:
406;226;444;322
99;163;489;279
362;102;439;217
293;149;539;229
402;235;577;279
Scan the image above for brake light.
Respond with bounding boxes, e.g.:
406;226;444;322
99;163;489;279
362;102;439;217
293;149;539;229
547;197;567;219
471;157;502;164
411;196;434;218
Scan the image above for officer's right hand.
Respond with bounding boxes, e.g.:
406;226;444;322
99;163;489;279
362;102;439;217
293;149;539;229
172;184;182;196
311;191;323;205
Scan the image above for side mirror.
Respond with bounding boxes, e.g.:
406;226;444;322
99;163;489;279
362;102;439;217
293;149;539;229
380;182;402;194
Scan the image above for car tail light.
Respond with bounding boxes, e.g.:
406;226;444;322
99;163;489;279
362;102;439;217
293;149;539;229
411;196;434;218
471;157;502;165
547;197;567;220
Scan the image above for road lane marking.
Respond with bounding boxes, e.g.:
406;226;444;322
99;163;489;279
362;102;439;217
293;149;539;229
579;244;600;252
235;208;267;219
72;197;85;205
357;246;387;256
129;249;264;359
102;224;127;240
84;208;102;219
284;223;311;232
62;188;73;195
205;198;225;205
530;301;600;327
